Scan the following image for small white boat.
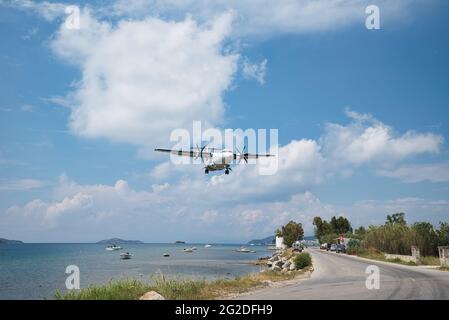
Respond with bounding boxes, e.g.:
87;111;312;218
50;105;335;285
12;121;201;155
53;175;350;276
183;247;194;252
191;247;197;250
204;244;212;248
236;247;251;253
163;253;170;257
106;244;122;251
120;252;132;260
250;250;257;253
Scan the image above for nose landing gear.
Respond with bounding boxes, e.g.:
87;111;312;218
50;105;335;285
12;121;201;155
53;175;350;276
205;168;209;174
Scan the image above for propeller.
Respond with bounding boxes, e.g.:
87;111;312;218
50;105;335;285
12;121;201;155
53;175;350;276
193;143;209;163
235;144;248;164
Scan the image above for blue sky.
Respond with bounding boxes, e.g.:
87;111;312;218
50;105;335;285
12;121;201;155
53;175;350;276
1;0;448;242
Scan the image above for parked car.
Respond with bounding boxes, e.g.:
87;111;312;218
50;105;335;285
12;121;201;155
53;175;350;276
336;244;346;253
330;244;337;252
320;243;327;250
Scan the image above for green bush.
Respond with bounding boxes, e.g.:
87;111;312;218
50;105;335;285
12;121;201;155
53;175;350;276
347;239;362;255
364;224;416;255
55;279;151;300
294;252;312;270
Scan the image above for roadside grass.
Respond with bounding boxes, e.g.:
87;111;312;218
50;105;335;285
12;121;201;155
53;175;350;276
420;256;440;266
55;267;312;300
357;248;385;261
385;257;416;266
438;267;449;272
355;248;443;267
55;279;151;300
356;248;417;266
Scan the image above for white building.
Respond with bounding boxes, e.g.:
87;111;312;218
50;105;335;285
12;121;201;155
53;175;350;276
275;236;286;249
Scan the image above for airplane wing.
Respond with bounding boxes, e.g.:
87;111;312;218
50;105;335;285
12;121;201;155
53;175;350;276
154;148;197;157
233;152;275;162
154;148;213;159
243;153;275;159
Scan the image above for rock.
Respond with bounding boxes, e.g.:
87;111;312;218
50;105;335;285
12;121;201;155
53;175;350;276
266;261;273;267
274;260;283;267
272;265;281;272
289;262;296;271
282;261;291;269
139;291;165;300
282;267;289;273
281;257;287;263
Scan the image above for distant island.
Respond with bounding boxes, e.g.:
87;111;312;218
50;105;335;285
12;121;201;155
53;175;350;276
247;235;275;245
174;240;186;244
96;238;143;244
0;238;23;244
247;235;316;245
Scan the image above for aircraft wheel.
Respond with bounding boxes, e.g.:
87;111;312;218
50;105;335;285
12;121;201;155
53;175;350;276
225;169;230;175
205;169;209;174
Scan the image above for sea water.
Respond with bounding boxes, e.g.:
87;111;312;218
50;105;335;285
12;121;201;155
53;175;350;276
0;243;269;299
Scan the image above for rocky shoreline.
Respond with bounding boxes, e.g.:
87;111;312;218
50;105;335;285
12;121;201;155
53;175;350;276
256;248;305;273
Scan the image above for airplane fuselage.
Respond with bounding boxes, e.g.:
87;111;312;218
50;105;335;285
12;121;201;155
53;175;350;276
205;149;234;173
210;149;234;165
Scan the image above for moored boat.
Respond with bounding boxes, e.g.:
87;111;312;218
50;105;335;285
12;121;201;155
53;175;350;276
106;244;122;251
120;252;132;259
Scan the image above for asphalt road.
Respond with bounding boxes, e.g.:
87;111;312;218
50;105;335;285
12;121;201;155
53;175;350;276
238;249;449;300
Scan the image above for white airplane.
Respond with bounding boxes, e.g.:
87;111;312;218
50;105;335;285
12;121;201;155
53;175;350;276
154;145;274;175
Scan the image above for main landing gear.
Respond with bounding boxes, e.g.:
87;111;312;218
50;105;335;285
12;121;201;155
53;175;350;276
205;168;209;174
225;169;230;175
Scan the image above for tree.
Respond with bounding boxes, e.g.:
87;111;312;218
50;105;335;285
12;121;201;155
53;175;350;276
330;216;352;235
437;222;449;246
321;233;338;245
314;216;352;243
354;226;366;238
386;212;407;226
279;220;304;247
313;216;332;243
412;222;438;256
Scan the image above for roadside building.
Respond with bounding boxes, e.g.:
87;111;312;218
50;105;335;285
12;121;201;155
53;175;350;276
334;235;353;246
275;236;287;249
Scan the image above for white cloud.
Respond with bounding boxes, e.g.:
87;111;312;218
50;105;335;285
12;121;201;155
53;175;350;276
242;58;267;84
8;0;430;39
50;10;237;154
1;174;335;241
4;174;448;242
110;0;425;37
0;179;47;191
6;0;67;21
46;193;92;221
378;162;449;183
320;109;443;165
